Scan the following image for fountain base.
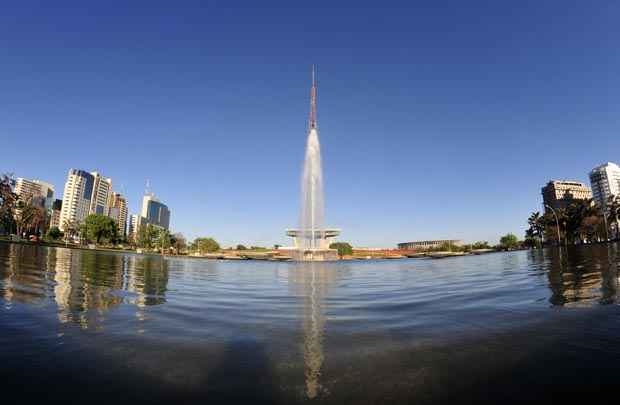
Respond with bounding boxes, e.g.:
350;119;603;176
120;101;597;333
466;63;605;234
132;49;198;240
291;248;340;262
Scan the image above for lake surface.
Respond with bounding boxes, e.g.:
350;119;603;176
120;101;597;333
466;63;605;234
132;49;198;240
2;242;620;404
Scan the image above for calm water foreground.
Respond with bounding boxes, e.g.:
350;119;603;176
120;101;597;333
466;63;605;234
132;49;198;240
2;242;620;404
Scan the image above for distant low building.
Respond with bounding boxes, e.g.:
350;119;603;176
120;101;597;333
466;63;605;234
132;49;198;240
541;180;592;212
397;240;463;250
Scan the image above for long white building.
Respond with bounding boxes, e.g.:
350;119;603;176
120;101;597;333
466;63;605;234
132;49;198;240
589;162;620;213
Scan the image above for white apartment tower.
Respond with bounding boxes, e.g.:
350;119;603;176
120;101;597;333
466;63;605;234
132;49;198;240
589;162;620;213
107;192;128;237
89;172;112;215
59;170;95;231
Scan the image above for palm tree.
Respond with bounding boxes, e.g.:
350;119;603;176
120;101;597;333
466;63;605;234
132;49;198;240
527;211;545;246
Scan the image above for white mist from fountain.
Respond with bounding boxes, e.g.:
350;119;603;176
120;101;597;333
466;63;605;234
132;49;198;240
299;127;325;250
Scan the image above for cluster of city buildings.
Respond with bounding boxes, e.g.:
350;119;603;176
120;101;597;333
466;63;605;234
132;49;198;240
541;162;620;215
11;169;171;242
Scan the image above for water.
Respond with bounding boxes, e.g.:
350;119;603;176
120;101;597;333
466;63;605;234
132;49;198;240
2;242;620;404
299;127;325;250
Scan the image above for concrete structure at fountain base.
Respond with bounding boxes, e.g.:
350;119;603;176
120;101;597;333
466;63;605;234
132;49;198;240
285;229;341;261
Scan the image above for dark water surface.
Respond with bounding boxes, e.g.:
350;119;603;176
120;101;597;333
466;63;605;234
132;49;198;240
2;242;620;404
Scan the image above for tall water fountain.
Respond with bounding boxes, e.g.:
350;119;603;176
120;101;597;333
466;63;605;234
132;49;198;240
286;67;340;261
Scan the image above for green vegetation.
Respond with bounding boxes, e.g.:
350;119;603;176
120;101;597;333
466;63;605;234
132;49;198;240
136;223;159;249
236;244;248;250
84;214;118;244
171;233;187;253
499;233;520;250
0;174;17;235
329;242;353;258
525;198;614;246
472;241;491;250
192;237;220;254
14;197;46;237
47;226;63;240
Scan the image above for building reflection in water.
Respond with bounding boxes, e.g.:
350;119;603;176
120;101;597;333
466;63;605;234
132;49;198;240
0;244;171;330
289;262;338;399
1;243;53;305
543;244;620;306
52;248;125;327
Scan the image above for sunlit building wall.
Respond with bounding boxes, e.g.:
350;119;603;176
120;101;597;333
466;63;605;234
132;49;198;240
589;162;620;213
58;169;94;231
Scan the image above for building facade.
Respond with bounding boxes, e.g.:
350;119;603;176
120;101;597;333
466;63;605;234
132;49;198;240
14;178;54;209
127;214;139;242
58;169;95;231
50;199;63;229
589;162;620;213
89;172;112;215
107;192;128;237
397;240;464;250
140;194;170;230
541;180;592;212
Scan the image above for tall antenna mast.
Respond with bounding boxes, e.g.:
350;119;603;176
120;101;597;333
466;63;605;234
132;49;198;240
309;65;318;131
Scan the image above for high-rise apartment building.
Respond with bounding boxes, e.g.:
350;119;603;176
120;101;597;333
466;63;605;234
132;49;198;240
141;194;170;230
589;162;620;213
50;199;63;229
89;172;112;215
58;169;116;231
14;178;55;209
107;192;128;237
541;180;593;212
127;214;139;242
58;169;95;231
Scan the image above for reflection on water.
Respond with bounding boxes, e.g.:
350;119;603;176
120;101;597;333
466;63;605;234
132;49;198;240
0;243;169;329
290;263;335;399
542;244;620;306
4;242;620;403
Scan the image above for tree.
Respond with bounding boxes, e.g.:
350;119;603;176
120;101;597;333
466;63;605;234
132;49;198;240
47;226;63;240
14;197;46;237
236;244;247;250
156;228;171;253
329;242;353;258
136;223;158;249
172;232;187;253
472;241;490;249
527;212;545;246
0;174;17;234
608;195;620;239
62;219;78;244
84;214;118;244
499;233;519;250
192;237;220;254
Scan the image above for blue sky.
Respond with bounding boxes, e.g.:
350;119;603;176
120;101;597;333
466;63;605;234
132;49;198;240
2;1;620;247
